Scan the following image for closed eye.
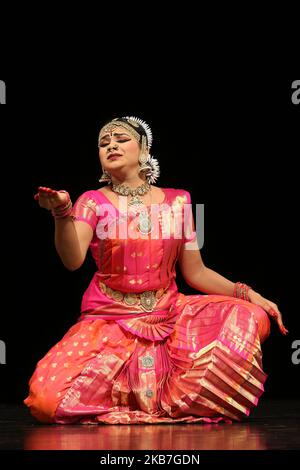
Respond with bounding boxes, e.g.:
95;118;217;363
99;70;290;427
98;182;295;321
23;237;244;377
100;139;130;147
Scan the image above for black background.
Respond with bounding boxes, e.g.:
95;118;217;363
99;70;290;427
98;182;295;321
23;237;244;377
0;77;299;405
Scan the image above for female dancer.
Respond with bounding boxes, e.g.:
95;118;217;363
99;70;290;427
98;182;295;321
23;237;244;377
24;116;288;424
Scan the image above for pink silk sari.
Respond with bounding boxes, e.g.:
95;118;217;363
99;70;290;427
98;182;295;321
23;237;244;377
24;188;270;424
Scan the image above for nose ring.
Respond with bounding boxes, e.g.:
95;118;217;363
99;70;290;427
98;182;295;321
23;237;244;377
108;144;119;152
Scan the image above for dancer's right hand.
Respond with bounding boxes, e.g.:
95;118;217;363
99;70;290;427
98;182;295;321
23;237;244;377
34;187;69;211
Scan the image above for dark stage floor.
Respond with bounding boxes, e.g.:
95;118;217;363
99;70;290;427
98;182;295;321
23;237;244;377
0;399;299;451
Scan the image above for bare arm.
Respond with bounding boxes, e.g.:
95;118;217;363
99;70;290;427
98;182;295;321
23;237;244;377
178;242;289;335
54;218;93;271
178;247;235;295
35;186;93;271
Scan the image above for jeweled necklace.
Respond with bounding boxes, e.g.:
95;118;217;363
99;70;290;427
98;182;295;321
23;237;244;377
111;181;153;234
111;181;151;206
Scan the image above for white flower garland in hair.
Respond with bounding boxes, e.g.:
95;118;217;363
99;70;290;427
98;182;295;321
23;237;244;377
123;116;153;149
145;155;160;184
123;116;160;183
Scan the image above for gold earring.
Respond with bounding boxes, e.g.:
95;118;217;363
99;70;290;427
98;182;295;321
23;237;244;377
99;169;112;183
138;135;149;169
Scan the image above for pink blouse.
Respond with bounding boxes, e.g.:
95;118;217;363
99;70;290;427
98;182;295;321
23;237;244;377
72;188;197;315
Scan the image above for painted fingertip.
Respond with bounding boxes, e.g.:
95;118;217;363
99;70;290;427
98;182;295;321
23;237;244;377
280;328;288;335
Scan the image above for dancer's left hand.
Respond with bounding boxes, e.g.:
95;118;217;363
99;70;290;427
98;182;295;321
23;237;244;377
248;290;289;336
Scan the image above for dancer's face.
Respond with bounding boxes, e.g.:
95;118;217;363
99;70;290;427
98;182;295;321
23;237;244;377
99;126;141;174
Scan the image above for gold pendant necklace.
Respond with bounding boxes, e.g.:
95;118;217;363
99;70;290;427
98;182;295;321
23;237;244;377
111;181;153;235
129;195;144;207
137;209;153;235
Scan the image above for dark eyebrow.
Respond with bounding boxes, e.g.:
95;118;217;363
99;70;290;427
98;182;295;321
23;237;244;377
100;132;131;140
113;133;131;137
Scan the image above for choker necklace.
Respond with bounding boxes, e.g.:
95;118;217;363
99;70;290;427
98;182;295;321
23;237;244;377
111;181;152;234
111;181;151;207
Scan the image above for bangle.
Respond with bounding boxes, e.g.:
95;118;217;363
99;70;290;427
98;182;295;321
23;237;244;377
233;282;252;301
51;191;73;219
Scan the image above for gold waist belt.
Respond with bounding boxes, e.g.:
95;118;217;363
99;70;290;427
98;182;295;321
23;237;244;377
99;281;170;313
